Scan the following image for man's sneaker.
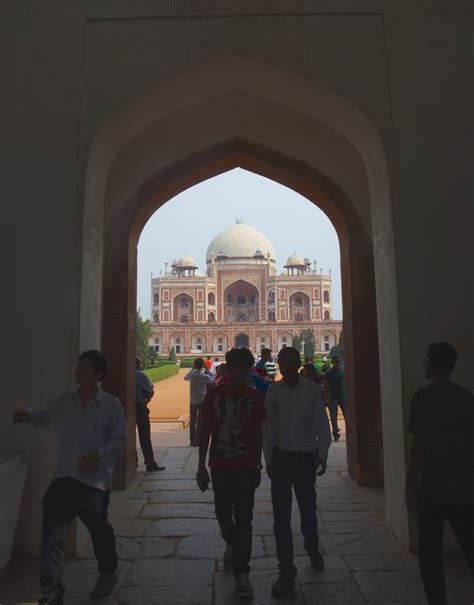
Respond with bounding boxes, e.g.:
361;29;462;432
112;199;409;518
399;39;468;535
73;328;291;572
333;432;340;442
271;577;296;598
90;572;117;599
38;596;64;605
235;574;253;598
146;462;166;472
309;549;325;570
223;544;233;570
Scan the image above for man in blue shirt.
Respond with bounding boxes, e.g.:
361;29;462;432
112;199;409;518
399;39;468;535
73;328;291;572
13;350;127;605
135;357;165;472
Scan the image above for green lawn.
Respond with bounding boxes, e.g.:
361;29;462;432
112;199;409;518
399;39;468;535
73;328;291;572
144;364;180;383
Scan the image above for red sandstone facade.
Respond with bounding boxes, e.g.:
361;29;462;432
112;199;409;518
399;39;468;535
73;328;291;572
149;223;342;356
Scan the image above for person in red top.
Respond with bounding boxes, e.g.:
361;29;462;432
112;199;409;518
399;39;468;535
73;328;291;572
205;356;213;371
197;348;266;599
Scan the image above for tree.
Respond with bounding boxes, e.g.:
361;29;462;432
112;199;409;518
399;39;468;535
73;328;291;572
292;334;302;352
136;310;153;367
330;329;344;358
168;346;176;361
300;329;316;359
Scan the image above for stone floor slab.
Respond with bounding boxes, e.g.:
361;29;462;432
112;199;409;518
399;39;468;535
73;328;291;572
321;511;384;522
144;517;220;537
117;585;213;604
149;489;214;503
325;521;387;534
141;502;215;519
112;518;152;538
322;532;404;556
345;554;405;571
108;498;146;519
301;582;367;604
177;534;265;559
125;558;215;586
354;570;424;603
134;537;177;558
140;478;197;491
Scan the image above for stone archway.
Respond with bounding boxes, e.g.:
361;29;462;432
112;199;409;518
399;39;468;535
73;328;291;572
81;56;405;541
235;333;250;349
99;139;383;493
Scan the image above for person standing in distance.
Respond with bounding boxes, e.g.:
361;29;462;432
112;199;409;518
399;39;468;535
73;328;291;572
135;357;165;472
197;348;266;599
184;357;214;446
324;356;346;441
406;342;474;605
12;350;127;605
264;346;331;599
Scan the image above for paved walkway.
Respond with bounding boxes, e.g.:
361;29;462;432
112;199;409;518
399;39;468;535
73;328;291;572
1;425;430;604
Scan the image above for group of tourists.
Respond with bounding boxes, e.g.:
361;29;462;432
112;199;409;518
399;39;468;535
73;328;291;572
11;340;473;604
196;346;330;598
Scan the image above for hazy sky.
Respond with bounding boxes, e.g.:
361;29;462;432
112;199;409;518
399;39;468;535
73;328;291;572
137;168;342;319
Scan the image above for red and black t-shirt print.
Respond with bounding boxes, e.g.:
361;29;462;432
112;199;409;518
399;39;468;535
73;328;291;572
201;383;265;470
213;394;254;459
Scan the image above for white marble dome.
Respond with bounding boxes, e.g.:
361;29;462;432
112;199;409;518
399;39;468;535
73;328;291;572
206;223;275;262
285;254;305;266
175;255;197;267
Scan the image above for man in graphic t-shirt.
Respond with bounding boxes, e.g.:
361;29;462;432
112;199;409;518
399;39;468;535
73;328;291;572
197;348;265;599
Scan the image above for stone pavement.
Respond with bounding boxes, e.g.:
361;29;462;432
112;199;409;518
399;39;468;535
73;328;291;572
0;425;430;605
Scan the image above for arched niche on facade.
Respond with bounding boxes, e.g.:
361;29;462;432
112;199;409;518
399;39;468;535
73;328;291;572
289;291;311;321
223;280;259;323
172;293;194;323
190;333;206;353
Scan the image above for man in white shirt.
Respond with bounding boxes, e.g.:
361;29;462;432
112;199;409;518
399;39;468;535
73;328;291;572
263;346;331;599
184;357;214;446
12;350;127;605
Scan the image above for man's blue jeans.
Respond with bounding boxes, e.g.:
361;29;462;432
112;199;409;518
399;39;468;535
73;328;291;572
271;448;319;579
40;477;117;599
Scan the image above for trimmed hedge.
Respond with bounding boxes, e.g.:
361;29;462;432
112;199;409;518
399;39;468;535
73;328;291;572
144;364;180;383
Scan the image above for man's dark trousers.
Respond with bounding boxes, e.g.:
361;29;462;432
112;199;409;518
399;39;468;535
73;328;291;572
136;400;154;465
328;398;346;437
41;477;117;599
189;403;202;446
417;479;474;605
211;469;256;574
271;447;319;579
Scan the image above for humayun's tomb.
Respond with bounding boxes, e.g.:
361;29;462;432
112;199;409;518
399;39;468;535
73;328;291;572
149;222;342;356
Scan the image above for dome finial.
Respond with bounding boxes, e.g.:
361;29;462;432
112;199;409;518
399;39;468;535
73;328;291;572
235;216;244;224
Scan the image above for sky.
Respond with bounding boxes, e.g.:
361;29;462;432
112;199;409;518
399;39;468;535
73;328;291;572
137;168;342;320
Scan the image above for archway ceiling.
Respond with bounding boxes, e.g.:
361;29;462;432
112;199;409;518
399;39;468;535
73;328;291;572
104;92;372;238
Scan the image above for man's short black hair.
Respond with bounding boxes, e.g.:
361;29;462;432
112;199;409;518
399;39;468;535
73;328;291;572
278;346;301;364
426;342;457;374
194;357;205;369
225;347;255;368
332;355;340;363
79;350;107;380
261;348;271;356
